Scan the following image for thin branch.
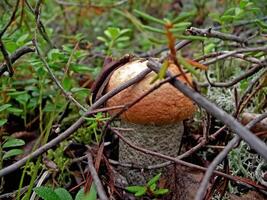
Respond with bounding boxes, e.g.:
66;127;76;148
109;127;265;191
32;37;87;111
86;151;108;200
55;0;128;8
0;66;150;177
196;136;240;200
204;64;266;88
237;68;267;113
0;0;23;77
25;0;53;47
195;112;267;200
147;60;267;160
195;51;261;64
0;45;35;76
0;39;13;76
0;0;20;38
148;66;265;169
138;40;191;59
187;27;247;44
202;46;267;66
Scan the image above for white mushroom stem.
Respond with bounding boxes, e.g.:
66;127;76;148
118;121;184;185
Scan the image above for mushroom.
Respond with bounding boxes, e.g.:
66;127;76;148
106;59;196;185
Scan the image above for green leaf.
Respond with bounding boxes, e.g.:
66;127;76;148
204;43;215;54
153;188;169;195
0;119;7;127
34;187;61;200
70;64;94;73
256;19;267;29
27;98;39;110
142;25;165;34
97;36;107;43
173;22;191;28
83;183;97;200
3;138;25;148
220;15;234;22
62;78;72;91
75;188;85;200
134;187;147;197
235;7;242;16
169;27;187;33
126;185;146;193
147;173;161;186
3;39;17;52
118;28;131;36
239;0;249;8
48;49;64;61
149;183;156;191
3;149;24;160
148;37;167;44
116;36;130;42
71;87;89;93
0;104;12;112
73;186;98;200
240;79;248;91
134;9;165;25
16;33;29;46
8;91;27;97
74;33;86;41
54;188;73;200
43;102;64;112
172;11;195;24
177;54;198;77
175;35;206;40
223;7;235;15
6;107;23;114
71;88;89;99
15;93;31;104
158;61;169;80
150;60;169;84
105;27;120;40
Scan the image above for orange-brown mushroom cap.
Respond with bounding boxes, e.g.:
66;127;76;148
106;60;196;125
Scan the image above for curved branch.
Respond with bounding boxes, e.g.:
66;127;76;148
0;67;151;177
195;113;267;200
147;60;267;160
0;45;35;76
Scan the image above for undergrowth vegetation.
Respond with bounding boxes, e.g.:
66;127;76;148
0;0;267;200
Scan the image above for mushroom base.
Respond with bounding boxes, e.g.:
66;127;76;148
117;121;184;185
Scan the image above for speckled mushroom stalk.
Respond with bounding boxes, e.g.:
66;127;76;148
106;60;196;185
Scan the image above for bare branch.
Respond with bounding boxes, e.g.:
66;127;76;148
195;51;262;64
0;65;150;177
187;27;247;44
0;0;20;38
32;37;86;111
86;151;108;200
0;45;35;76
147;60;267;160
110;127;266;191
0;39;13;76
55;0;128;8
202;46;267;66
204;64;266;88
195;113;267;200
25;0;54;47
